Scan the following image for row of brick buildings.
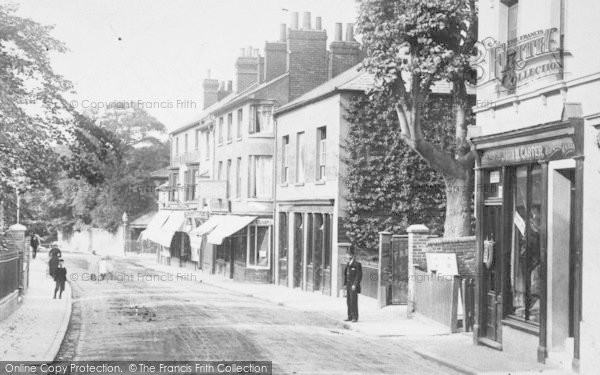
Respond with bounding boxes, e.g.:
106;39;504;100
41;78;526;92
142;12;365;296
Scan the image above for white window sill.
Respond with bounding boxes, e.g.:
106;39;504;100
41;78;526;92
236;137;242;141
248;133;274;139
247;198;273;202
294;182;305;187
280;182;289;187
314;180;326;185
226;140;232;144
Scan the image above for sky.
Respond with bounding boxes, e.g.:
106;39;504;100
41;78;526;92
10;0;360;132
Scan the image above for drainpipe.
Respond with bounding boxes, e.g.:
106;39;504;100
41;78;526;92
272;112;279;284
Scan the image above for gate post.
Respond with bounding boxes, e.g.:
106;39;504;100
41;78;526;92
377;231;391;308
407;224;429;318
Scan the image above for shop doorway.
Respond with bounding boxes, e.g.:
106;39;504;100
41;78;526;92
547;163;576;366
481;204;503;343
293;213;303;288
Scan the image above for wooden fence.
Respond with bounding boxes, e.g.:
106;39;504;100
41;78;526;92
125;240;159;254
413;268;475;333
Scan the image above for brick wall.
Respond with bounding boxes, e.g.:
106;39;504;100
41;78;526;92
264;42;287;82
287;29;328;100
408;225;476;277
235;56;259;92
328;41;361;79
203;78;219;109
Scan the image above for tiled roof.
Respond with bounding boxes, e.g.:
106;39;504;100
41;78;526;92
275;64;372;116
275;63;475;116
170;73;289;136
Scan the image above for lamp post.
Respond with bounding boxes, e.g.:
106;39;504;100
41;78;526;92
122;211;128;255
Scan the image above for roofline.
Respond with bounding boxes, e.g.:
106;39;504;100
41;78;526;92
274;87;364;117
212;73;289;116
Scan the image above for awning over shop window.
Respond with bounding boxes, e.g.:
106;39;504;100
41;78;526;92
188;215;226;248
140;210;186;248
206;215;257;245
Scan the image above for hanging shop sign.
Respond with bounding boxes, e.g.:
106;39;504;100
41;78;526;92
481;137;575;167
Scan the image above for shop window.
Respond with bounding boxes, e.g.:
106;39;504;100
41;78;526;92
233;228;247;265
508;165;542;324
306;214;313;265
248;225;270;268
279;213;288;259
324;214;331;268
195;129;199;150
485;169;503;200
175;136;179;156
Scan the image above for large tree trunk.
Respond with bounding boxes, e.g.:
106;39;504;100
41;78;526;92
443;174;473;238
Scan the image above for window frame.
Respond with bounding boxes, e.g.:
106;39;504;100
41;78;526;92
237;108;243;140
282;135;290;183
246;224;271;269
317;126;327;181
296;132;305;183
218;117;224;145
236;157;242;199
227;113;233;142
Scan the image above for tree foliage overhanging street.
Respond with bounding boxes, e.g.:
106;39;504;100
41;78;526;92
357;0;478;237
0;4;169;237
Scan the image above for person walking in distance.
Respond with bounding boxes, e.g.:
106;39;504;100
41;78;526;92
30;234;40;259
343;248;362;322
53;259;67;299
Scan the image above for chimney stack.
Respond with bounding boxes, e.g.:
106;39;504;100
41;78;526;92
334;23;343;41
302;12;311;29
315;17;322;30
279;23;287;42
217;80;232;101
264;23;288;82
345;23;355;41
328;22;361;79
287;12;328;100
202;69;219;109
235;46;259;92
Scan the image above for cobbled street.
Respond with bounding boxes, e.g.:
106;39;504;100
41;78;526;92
55;254;458;374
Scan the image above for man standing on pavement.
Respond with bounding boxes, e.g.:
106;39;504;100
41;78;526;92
30;234;40;259
343;248;362;322
48;242;62;278
53;259;67;299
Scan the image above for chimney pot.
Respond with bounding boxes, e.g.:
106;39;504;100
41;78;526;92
279;23;287;42
315;17;322;30
334;23;342;41
246;46;253;57
240;48;245;57
345;23;355;41
291;12;299;29
206;69;211;79
254;48;259;57
302;12;311;30
227;80;233;92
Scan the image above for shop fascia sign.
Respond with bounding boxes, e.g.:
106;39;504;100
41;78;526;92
482;137;575;166
478;27;562;91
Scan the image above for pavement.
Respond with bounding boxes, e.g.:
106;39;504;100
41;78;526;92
132;254;577;375
0;253;72;361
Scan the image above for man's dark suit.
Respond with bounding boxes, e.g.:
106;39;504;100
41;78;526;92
343;258;362;321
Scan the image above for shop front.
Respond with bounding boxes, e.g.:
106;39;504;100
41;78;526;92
191;215;273;283
277;202;334;296
471;119;583;365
